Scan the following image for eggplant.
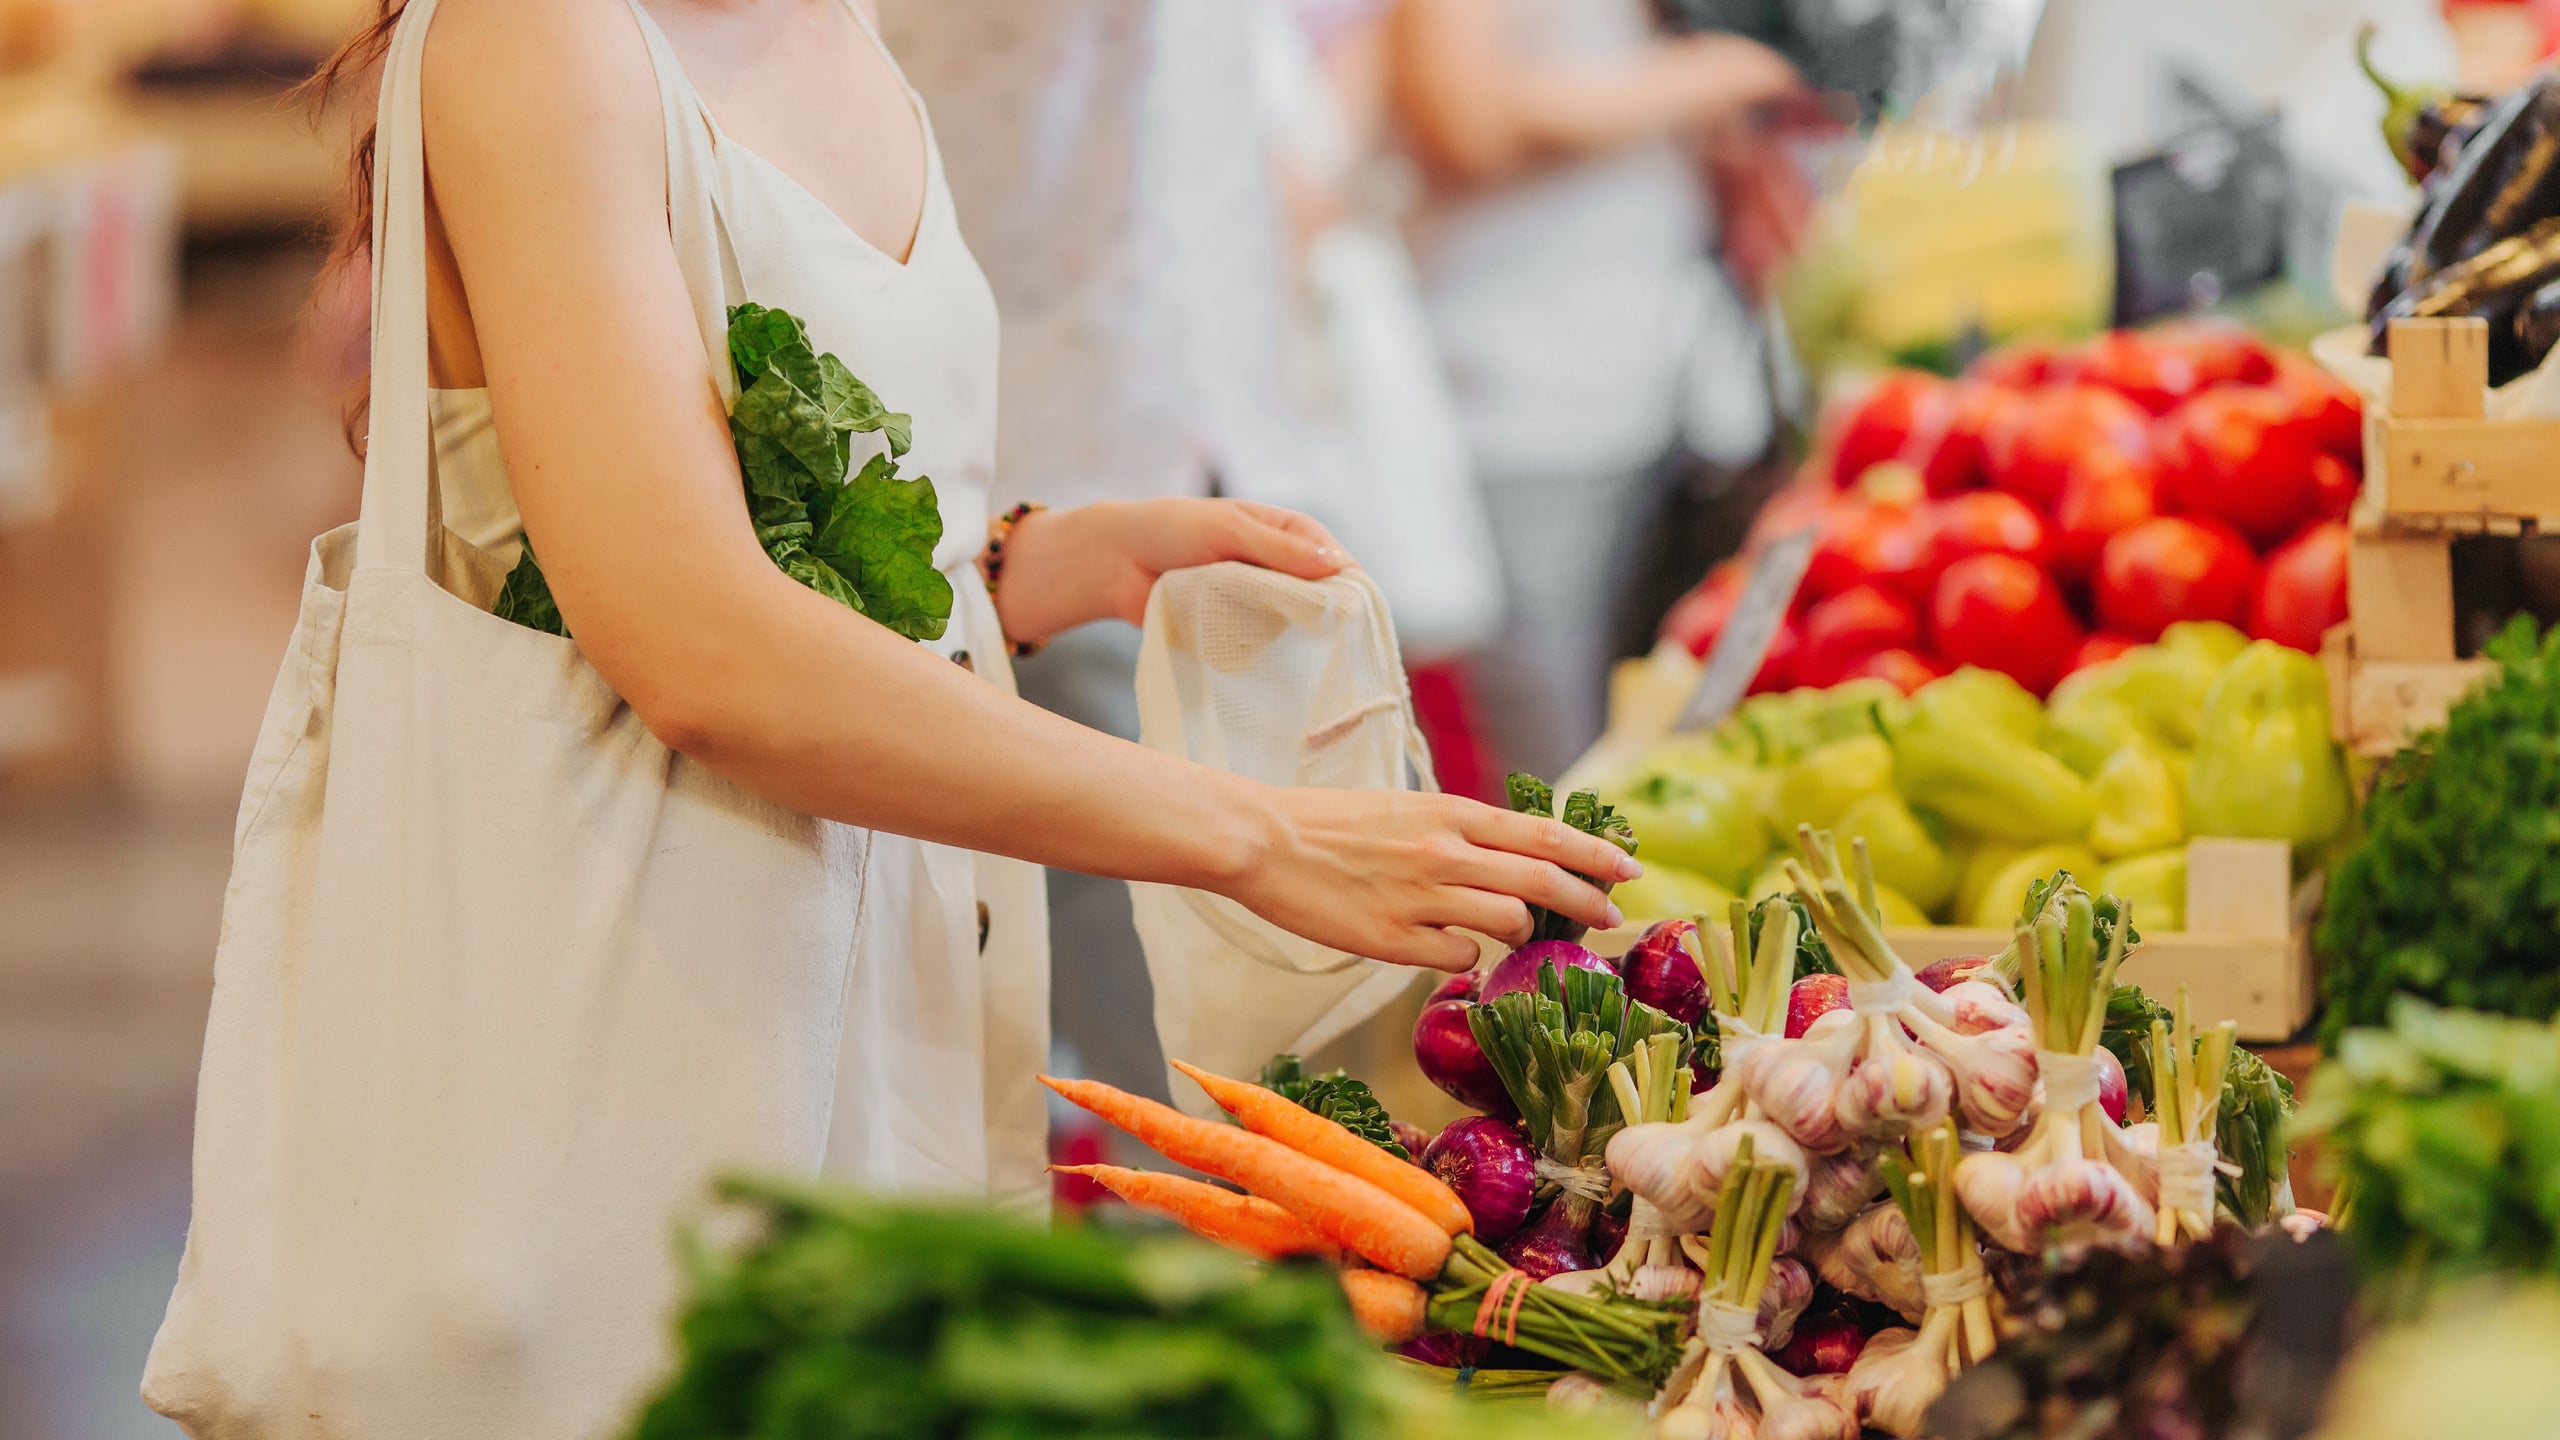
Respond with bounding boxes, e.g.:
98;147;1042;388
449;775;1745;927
2365;240;2413;325
2369;216;2560;384
2406;76;2560;286
2361;25;2492;185
2517;275;2560;369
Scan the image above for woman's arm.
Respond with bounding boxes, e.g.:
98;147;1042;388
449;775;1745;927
1387;0;1801;186
421;0;1626;970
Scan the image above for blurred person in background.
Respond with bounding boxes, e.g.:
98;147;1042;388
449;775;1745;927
145;0;1642;1431
881;1;1342;1104
1388;0;1811;779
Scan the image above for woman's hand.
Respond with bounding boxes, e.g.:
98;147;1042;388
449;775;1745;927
991;497;1349;647
1212;787;1641;972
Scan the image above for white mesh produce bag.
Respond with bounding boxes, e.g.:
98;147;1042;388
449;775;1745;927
1131;562;1440;1111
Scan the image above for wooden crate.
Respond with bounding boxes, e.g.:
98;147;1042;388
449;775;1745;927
2324;317;2522;754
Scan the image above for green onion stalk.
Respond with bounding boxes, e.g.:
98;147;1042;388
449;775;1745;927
1649;1138;1847;1440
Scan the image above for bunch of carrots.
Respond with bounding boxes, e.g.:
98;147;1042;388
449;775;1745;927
1045;1061;1686;1387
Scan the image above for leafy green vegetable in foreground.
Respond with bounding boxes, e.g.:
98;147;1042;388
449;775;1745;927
499;303;952;642
2316;616;2560;1047
1504;773;1638;944
2295;998;2560;1311
1259;1054;1406;1159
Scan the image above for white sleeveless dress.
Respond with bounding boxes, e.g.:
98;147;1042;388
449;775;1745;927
142;2;1049;1435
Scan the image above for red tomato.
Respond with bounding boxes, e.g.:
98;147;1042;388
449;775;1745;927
1906;382;2027;497
2067;633;2140;676
2250;520;2350;654
1746;480;1840;553
1826;371;1952;490
2271;355;2364;458
2156;387;2322;548
1748;616;1806;695
1804;501;1928;603
1661;564;1744;659
2147;318;2276;387
2048;449;2161;579
2308;452;2361;522
1987;385;2154;512
1799;583;1922;687
1968;337;2076;389
1930;554;2084;696
2093;516;2259;641
1919;491;2051;587
1840;647;1948;695
2076;330;2204;415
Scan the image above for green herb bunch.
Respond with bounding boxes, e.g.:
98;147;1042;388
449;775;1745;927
1258;1055;1406;1159
2296;997;2560;1310
1503;774;1636;944
498;304;952;642
630;1175;1391;1440
2317;615;2560;1046
1466;963;1690;1172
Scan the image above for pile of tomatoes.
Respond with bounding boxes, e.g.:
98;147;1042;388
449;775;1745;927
1663;321;2363;696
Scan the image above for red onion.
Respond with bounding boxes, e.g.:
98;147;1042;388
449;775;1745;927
1426;969;1482;1006
1421;1116;1538;1242
1480;939;1612;1004
1912;955;1993;992
1413;998;1514;1116
1589;1204;1629;1260
2093;1045;2129;1127
1617;919;1708;1024
1786;973;1852;1038
1772;1309;1872;1376
1495;1198;1594;1279
1396;1332;1490;1369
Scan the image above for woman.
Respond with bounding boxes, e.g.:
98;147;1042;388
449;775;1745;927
1389;0;1807;778
142;2;1635;1435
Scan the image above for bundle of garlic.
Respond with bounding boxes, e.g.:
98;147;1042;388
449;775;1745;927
1651;1138;1853;1440
1602;902;1811;1255
1741;829;2037;1156
1805;1199;1925;1321
1845;1122;1997;1436
2146;987;2238;1246
1953;879;2157;1253
1557;1031;1704;1302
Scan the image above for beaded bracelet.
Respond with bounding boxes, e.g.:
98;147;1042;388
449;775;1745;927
978;500;1049;658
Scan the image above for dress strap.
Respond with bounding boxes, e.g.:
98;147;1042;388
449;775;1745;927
619;0;747;407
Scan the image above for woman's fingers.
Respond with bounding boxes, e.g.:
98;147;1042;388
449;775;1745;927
1223;502;1350;579
1445;849;1622;936
1426;887;1535;951
1459;801;1643;882
1372;923;1482;973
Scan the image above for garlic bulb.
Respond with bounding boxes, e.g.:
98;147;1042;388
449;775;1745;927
1691;1120;1812;1220
1844;1323;1954;1438
1801;1144;1886;1231
1731;1348;1857;1440
1757;1256;1815;1350
1737;1036;1854;1154
1834;1047;1954;1140
1814;1201;1925;1320
2014;1157;2154;1247
1926;978;2029;1036
1630;1262;1704;1303
2102;1118;2162;1204
1903;1013;2037;1137
1951;1149;2032;1252
1609;1120;1716;1232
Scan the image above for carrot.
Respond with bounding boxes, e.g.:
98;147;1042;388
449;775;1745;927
1048;1163;1339;1262
1171;1059;1473;1237
1038;1074;1452;1280
1339;1268;1428;1343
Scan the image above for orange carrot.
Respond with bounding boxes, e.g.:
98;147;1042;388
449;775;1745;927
1048;1163;1339;1262
1039;1074;1453;1280
1171;1059;1473;1237
1339;1268;1427;1343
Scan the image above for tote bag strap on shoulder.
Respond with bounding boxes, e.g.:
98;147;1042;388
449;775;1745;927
353;0;741;580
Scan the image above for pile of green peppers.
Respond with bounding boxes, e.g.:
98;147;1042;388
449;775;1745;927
1599;622;2354;934
2361;32;2560;384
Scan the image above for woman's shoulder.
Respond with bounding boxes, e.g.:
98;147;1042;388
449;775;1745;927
419;0;665;176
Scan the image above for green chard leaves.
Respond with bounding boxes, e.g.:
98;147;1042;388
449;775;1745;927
1258;1054;1407;1159
496;302;951;642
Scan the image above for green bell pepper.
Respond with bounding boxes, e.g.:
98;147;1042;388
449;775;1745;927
2188;641;2353;849
1835;789;1958;915
1612;862;1739;924
2099;847;2188;931
2089;744;2186;859
1912;666;2044;743
1765;734;1895;831
1966;842;2102;929
1613;767;1770;891
1891;675;2095;842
